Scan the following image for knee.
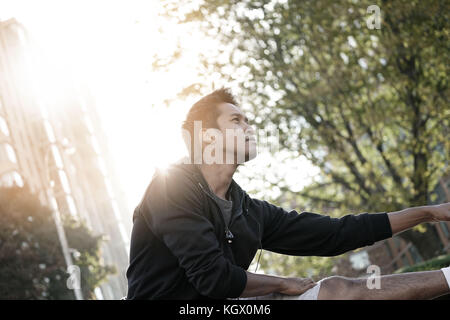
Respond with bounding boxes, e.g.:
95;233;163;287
319;276;358;300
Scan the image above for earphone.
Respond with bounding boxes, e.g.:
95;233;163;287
253;220;262;273
245;204;263;273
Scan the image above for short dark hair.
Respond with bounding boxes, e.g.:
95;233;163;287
181;88;238;161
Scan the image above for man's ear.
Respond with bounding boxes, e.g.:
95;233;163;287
200;128;213;144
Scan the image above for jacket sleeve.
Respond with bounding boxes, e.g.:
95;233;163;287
138;169;247;299
258;199;393;256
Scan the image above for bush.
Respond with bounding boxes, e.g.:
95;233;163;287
394;254;450;274
0;185;115;299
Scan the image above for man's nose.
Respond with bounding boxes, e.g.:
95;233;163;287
245;124;255;136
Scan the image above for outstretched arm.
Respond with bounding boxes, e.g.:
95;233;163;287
258;199;393;257
258;198;450;257
388;202;450;235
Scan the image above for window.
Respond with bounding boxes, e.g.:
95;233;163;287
97;156;107;177
0;171;24;187
6;24;27;48
0;116;10;136
105;178;114;199
51;145;63;168
5;144;17;163
84;115;94;134
15;26;27;47
0;143;17;163
65;195;78;217
91;136;101;155
44;120;56;143
58;170;71;194
111;200;121;221
118;222;129;245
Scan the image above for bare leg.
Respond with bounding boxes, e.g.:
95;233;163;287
318;270;450;300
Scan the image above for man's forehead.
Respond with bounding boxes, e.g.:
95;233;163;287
217;102;243;116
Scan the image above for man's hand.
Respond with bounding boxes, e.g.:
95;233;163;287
428;202;450;222
240;272;317;298
278;277;317;296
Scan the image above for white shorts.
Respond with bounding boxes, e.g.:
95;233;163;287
233;280;322;301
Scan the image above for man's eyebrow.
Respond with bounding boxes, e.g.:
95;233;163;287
230;113;249;123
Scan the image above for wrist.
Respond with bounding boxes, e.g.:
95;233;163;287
405;205;434;222
410;205;433;222
277;277;289;293
424;205;438;222
388;205;434;235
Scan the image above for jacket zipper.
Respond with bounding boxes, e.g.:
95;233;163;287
197;182;235;244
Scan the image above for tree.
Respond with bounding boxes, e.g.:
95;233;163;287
0;185;115;299
160;0;449;263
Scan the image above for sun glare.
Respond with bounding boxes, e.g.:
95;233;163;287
2;0;317;211
1;0;212;210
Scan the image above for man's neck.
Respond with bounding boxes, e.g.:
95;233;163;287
197;163;238;200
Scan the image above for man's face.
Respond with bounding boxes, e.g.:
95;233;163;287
202;103;257;164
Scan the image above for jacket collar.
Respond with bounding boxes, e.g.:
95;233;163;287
178;161;250;214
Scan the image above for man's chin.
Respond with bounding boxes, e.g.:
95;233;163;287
223;149;257;164
243;150;257;163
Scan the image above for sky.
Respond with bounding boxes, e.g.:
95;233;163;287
1;0;318;213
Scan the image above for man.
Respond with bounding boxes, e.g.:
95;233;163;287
126;88;450;300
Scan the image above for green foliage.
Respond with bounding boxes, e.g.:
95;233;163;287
64;218;117;299
0;185;114;299
394;254;450;273
160;0;449;273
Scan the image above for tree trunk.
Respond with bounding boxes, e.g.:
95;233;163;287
398;226;443;261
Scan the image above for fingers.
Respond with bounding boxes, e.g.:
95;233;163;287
301;277;316;285
300;281;317;294
280;277;318;295
299;278;317;290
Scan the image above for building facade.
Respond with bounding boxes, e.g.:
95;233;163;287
0;18;131;299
